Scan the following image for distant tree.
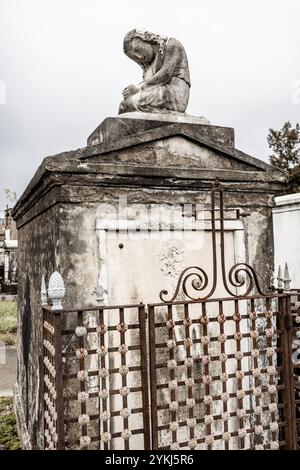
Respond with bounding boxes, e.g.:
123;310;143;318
268;121;300;193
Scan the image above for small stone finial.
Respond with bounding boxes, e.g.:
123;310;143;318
92;284;108;306
48;271;65;311
283;262;291;291
277;265;283;289
41;274;48;306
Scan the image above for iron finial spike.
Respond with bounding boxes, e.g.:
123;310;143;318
41;274;48;306
283;262;291;291
277;265;283;289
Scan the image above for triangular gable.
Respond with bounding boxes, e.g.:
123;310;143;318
80;122;273;173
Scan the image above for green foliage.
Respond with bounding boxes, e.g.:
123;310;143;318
268;121;300;193
0;302;17;344
4;189;17;205
0;302;17;333
0;398;21;450
268;121;300;170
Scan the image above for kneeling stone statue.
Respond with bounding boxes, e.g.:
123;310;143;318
119;29;191;115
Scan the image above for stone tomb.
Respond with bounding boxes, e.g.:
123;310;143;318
12;114;286;448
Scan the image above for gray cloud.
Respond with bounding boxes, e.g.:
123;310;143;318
0;0;299;211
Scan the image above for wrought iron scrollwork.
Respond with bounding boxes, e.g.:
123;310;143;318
159;266;209;302
159;182;269;303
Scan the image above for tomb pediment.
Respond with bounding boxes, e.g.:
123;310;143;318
81;117;285;180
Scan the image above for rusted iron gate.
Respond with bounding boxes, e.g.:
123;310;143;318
42;183;300;450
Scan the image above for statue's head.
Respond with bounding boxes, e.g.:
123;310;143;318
123;29;167;68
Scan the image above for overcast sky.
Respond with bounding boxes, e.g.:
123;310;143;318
0;0;299;212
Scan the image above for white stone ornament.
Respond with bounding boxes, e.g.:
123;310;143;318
268;384;277;394
186;398;195;408
78;391;89;402
252;368;261;377
254;405;262;415
270;441;279;450
119;365;129;376
237;409;246;419
117;322;128;333
101;432;112;443
75;326;87;337
167;339;176;349
266;347;275;357
184;338;193;348
204;395;213;405
121;429;132;440
120;386;130;397
238;428;246;438
205;435;214;446
99;389;109;399
169;421;179;432
255;425;263;435
204;415;213;425
236;370;244;380
169;379;178;390
251;349;259;358
219;353;227;362
221;392;230;402
269;403;278;413
270;422;279;432
167;359;177;370
188;438;197;449
267;366;276;376
236;390;245;399
235;351;244;360
97;346;108;356
78;414;90;425
254;387;262;397
218;334;226;343
166;319;175;329
187;418;196;428
97;324;108;335
169;401;179;411
184;357;194;367
222;412;230;421
100;410;111;421
79;435;91;448
202;355;211;364
48;271;65;311
234;332;242;341
118;344;129;354
266;328;274;338
99;368;109;378
203;375;212;384
220;372;228;382
185;377;195;388
201;336;210;345
170;442;180;450
76;348;88;359
77;370;88;381
222;432;231;442
255;444;264;450
120;408;131;418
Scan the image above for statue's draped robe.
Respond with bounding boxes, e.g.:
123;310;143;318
119;38;191;114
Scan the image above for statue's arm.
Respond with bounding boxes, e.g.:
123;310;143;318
142;39;180;87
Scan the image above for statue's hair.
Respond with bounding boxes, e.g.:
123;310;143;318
123;29;168;59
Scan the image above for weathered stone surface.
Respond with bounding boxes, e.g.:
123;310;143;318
12;115;287;448
87;115;212;146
